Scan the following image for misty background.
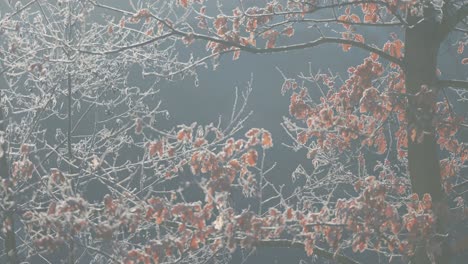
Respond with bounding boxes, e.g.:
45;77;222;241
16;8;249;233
1;0;467;263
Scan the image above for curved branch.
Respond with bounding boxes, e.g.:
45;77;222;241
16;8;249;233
189;33;404;67
88;0;404;67
254;239;360;264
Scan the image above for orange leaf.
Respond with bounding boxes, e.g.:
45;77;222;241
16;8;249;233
304;238;314;256
266;37;276;49
350;14;361;23
149;141;164;157
229;159;241;170
190;235;199;250
261;131;273;148
376;136;387;154
232;50;240;61
410;128;417;142
282;27;294;37
179;0;189;8
342;43;351;52
297;131;309;144
285;207;294;220
242;149;258;167
246;128;260;138
354;34;365;43
458;42;464;54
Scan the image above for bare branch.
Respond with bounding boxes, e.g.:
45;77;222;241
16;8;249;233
89;0;404;67
437;79;468;90
182;33;404;67
77;33;175;55
254;239;360;264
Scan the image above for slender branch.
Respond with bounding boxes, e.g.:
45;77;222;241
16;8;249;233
299;18;402;27
437;79;468;91
0;106;18;264
67;73;73;172
77;32;174;55
227;36;403;67
162;219;358;264
66;4;75;263
453;180;468;192
0;0;39;22
159;29;404;67
76;242;120;264
242;0;408;26
254;239;360;264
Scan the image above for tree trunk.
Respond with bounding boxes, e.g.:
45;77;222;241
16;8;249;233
404;9;449;264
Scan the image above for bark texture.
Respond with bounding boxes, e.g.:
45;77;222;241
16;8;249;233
404;5;453;264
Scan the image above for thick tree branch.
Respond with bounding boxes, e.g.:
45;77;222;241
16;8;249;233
439;3;468;40
437;79;468;91
456;4;468;24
